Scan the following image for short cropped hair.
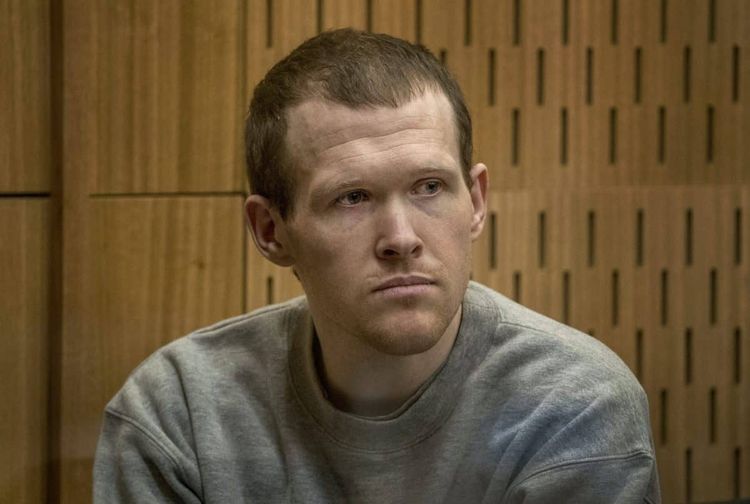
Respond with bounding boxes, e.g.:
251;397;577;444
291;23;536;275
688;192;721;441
245;28;473;219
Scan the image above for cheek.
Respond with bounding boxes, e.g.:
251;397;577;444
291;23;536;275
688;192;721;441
426;202;474;249
289;225;366;284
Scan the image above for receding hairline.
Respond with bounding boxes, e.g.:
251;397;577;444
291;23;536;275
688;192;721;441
278;87;466;211
245;29;473;220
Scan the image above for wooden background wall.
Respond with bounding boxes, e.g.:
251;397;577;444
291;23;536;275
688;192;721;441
1;0;748;503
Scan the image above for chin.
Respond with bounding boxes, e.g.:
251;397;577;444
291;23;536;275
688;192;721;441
359;314;451;356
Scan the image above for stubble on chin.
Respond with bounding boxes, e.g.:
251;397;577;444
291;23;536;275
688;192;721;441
354;305;459;357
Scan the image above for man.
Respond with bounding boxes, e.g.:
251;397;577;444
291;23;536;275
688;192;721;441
94;29;661;503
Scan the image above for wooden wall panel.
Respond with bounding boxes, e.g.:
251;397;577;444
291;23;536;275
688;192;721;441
53;0;749;502
0;0;50;192
90;0;246;194
479;185;748;502
60;196;245;503
0;200;49;504
370;0;417;41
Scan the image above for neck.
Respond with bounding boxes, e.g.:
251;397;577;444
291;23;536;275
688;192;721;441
313;306;462;417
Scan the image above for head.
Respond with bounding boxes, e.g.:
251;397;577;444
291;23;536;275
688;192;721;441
245;28;473;220
245;30;488;357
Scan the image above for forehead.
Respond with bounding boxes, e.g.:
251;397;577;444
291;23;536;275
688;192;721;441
283;90;459;175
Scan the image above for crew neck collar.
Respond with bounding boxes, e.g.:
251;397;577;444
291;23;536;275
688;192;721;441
287;282;500;453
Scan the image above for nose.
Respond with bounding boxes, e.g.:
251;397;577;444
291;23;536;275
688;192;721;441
374;200;423;260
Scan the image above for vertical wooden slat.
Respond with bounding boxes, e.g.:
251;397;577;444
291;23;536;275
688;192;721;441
91;0;246;194
0;0;50;193
0;200;50;504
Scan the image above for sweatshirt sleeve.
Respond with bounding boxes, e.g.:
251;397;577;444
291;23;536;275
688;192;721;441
93;409;203;504
505;451;661;503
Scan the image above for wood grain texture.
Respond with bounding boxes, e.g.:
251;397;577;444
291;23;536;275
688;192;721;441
53;0;750;502
60;196;245;503
477;186;748;502
0;0;50;192
0;199;50;504
89;0;246;194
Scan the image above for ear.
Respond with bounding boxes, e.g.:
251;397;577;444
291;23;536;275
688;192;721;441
244;195;295;267
468;163;489;240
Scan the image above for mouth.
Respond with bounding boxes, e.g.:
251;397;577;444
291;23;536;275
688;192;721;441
374;275;435;293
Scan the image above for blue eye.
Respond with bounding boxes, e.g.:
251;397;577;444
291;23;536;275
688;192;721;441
415;180;443;195
336;190;367;206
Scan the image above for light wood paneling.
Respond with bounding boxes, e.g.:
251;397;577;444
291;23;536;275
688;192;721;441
369;0;417;41
55;1;750;502
60;196;245;503
0;0;50;192
478;186;748;502
0;199;49;504
89;0;246;194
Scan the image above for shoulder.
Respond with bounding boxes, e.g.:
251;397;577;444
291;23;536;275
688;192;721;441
465;281;639;390
104;296;309;432
462;282;654;462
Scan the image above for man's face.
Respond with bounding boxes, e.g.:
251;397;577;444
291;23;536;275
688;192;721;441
269;90;487;356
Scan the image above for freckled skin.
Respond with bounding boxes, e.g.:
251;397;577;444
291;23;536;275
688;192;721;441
246;90;488;414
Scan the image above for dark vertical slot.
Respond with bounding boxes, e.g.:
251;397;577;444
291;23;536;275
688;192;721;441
415;0;423;43
537;48;545;105
634;47;642;103
539;211;546;268
513;0;521;46
609;108;617;164
708;0;716;42
266;276;275;305
586;47;594;104
685;327;693;384
365;0;373;32
611;0;619;44
612;270;619;326
709;268;717;325
588;329;595;337
47;0;64;499
735;208;742;265
709;387;717;443
488;49;496;106
561;0;569;45
685;208;693;265
439;49;447;65
266;0;274;47
512;108;520;166
587;210;595;266
658;106;666;164
734;327;741;384
513;271;522;302
317;0;324;34
661;269;668;325
683;46;692;102
636;209;644;266
560;108;568;165
489;212;497;269
686;448;693;503
660;0;668;43
636;329;644;381
733;46;740;102
464;0;472;46
734;447;742;499
706;105;714;163
660;389;668;444
562;271;570;324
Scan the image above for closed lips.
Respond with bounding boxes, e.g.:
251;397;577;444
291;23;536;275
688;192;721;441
375;276;434;291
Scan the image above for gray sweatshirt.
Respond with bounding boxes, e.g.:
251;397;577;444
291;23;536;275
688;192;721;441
94;282;661;503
